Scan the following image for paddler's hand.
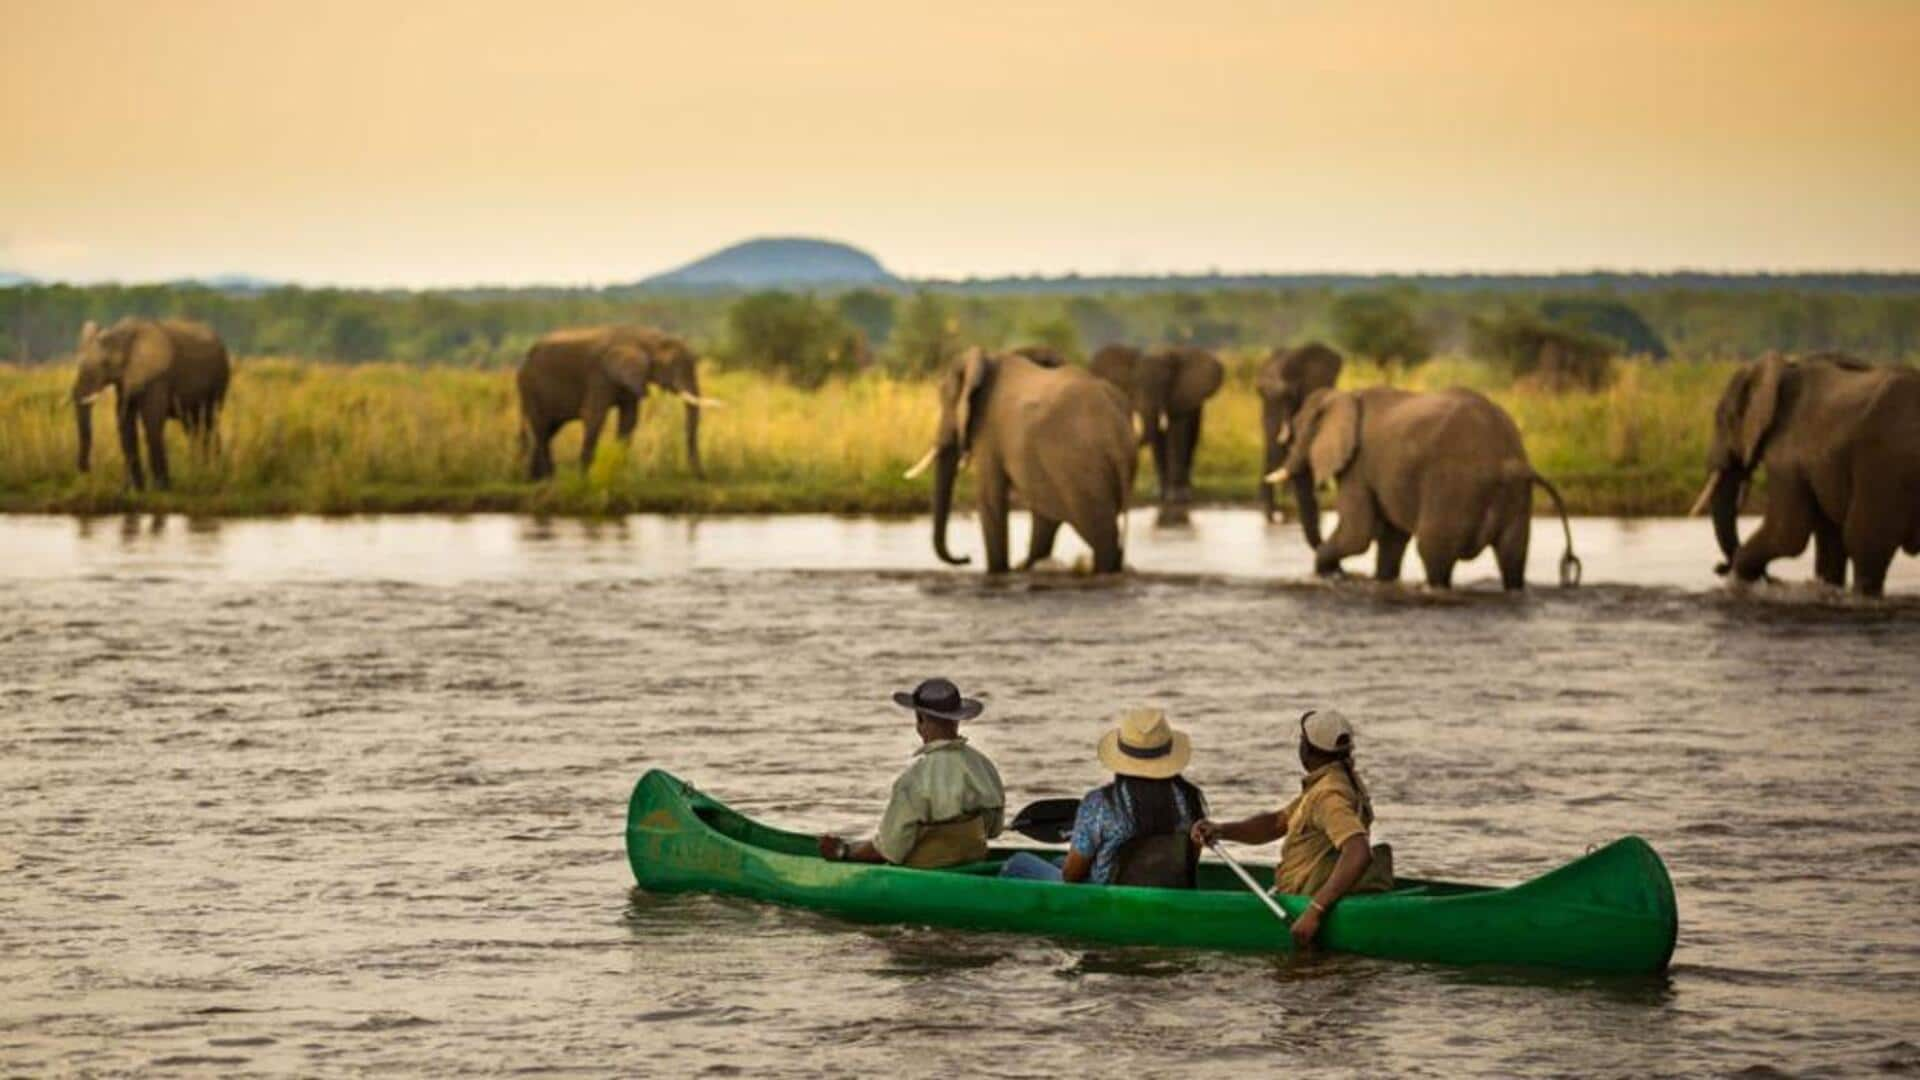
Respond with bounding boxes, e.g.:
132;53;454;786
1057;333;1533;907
1189;819;1217;847
1290;904;1323;949
817;834;849;861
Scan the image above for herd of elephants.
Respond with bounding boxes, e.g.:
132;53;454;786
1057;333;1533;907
61;316;1920;596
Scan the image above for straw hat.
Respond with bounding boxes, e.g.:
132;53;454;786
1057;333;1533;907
1096;707;1192;780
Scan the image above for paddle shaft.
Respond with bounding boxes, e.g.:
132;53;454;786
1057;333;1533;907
1207;839;1292;925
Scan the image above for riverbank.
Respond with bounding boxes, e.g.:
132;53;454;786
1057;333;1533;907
0;356;1733;516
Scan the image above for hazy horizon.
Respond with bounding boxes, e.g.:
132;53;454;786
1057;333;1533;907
5;0;1917;287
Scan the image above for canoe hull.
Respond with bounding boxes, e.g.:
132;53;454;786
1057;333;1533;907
626;769;1676;974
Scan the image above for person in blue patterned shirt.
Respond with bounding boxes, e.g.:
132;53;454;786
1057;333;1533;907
998;708;1207;887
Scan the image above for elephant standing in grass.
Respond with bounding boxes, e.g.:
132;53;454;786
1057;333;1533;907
904;348;1135;573
72;319;230;491
516;326;720;481
1691;352;1920;596
1257;342;1343;521
1089;345;1223;518
1266;387;1581;590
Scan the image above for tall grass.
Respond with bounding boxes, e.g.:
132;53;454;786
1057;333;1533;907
0;355;1737;516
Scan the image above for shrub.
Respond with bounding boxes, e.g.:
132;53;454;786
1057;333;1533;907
887;290;959;375
725;291;863;388
1469;307;1616;390
1330;292;1431;364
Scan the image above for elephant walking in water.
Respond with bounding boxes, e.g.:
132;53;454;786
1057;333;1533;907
72;319;230;491
904;348;1135;573
1256;342;1342;522
1089;345;1223;520
1266;387;1580;590
516;326;720;481
1691;352;1920;596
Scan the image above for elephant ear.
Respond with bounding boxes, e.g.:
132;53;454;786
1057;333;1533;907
1738;352;1790;467
955;347;994;451
121;324;173;393
1175;349;1224;407
1294;343;1343;393
599;341;654;396
1308;391;1361;482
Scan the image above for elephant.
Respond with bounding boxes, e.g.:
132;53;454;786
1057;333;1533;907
1689;352;1920;597
1088;344;1224;516
1256;342;1343;521
72;318;231;491
516;326;721;481
903;347;1135;573
1265;386;1581;590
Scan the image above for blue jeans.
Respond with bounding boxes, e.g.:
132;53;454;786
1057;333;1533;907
998;852;1065;882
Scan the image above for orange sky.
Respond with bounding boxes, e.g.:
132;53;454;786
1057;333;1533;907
3;0;1916;285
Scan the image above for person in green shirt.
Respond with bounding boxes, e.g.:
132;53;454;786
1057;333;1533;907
818;678;1007;869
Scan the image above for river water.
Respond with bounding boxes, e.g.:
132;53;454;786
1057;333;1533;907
3;513;1917;1077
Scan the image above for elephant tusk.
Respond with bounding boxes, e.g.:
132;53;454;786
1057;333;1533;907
1276;421;1292;446
1263;466;1290;485
1687;471;1719;517
903;446;938;480
1130;414;1145;439
679;392;725;408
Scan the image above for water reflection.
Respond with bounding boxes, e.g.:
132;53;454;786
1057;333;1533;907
2;512;1917;594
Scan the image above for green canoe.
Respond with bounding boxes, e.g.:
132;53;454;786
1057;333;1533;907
625;769;1677;974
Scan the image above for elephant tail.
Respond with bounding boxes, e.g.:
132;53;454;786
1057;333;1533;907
1530;473;1582;587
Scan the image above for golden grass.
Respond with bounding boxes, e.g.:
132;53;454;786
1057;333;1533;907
0;355;1737;516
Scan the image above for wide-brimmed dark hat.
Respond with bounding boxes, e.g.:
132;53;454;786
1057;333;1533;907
891;677;984;723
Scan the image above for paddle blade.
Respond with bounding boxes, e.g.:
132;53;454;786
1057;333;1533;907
1007;798;1080;844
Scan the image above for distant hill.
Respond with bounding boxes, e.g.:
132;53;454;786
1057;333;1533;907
0;270;33;287
189;273;281;293
642;237;900;290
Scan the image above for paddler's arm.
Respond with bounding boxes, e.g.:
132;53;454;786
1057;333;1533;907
816;835;890;863
1190;810;1285;848
1290;834;1372;947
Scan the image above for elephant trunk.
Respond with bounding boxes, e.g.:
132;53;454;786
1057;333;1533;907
931;443;971;566
1708;467;1745;565
74;395;93;473
682;397;703;479
1260;399;1283;519
1291;470;1323;550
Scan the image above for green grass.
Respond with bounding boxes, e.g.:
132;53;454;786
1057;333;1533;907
0;355;1738;516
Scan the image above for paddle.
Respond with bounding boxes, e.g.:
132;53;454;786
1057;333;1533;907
1006;797;1081;844
1204;837;1293;925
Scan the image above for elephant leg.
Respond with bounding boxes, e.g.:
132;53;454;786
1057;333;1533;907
1732;471;1815;583
615;397;639;443
1179;408;1204;500
1022;516;1062;570
1852;546;1893;598
1314;487;1376;577
118;396;147;490
1843;472;1906;597
1495;513;1532;592
141;396;172;490
1812;514;1847;588
979;474;1013;574
1260;399;1283;522
1146;418;1170;504
1374;523;1411;582
527;418;556;481
578;405;610;472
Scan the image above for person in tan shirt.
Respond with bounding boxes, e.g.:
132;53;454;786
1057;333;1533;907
1192;709;1392;947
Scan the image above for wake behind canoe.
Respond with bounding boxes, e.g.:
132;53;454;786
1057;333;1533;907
625;769;1677;975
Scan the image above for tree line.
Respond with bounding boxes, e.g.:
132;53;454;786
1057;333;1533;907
5;281;1916;386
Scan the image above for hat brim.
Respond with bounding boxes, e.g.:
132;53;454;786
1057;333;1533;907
892;691;984;723
1097;728;1191;780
